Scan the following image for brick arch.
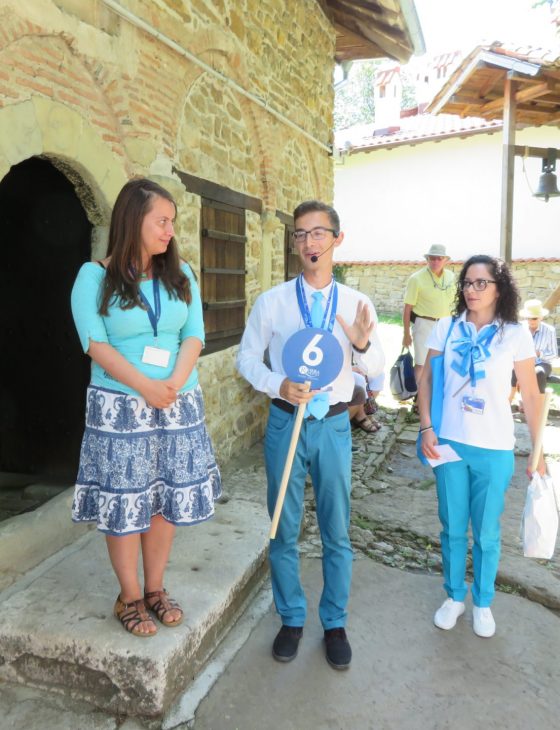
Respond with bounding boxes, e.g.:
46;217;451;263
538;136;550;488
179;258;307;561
174;29;273;207
177;71;261;200
0;6;43;50
0;28;128;168
299;139;325;202
0;97;127;229
274;136;320;215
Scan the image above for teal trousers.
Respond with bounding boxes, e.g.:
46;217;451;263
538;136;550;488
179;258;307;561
264;405;353;629
434;439;514;607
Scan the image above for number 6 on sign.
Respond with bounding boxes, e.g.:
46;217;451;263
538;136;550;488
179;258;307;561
282;327;343;389
302;334;324;366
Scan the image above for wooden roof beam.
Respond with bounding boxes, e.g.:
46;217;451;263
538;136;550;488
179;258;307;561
334;22;380;61
477;69;503;98
351;22;408;62
513;145;560;159
479;81;553;115
515;80;554;103
330;0;404;45
332;0;400;24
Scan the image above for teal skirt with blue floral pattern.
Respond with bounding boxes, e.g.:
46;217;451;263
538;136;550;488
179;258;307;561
72;384;222;535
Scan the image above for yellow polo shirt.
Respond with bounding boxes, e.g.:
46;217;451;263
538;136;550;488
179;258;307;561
404;267;456;319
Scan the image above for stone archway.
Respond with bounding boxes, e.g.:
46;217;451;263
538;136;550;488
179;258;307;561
0;157;92;481
0;98;128;511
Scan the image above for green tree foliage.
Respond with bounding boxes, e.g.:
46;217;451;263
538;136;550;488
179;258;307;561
334;61;417;131
401;70;418;111
334;61;380;130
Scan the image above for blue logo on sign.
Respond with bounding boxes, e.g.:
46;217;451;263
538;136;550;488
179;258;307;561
282;328;344;388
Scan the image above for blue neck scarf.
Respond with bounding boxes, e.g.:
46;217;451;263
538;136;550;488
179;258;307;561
450;320;498;386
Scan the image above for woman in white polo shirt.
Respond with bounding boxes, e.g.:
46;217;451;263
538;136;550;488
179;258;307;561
418;255;544;638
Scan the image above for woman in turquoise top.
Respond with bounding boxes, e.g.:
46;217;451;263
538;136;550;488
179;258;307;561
71;178;221;637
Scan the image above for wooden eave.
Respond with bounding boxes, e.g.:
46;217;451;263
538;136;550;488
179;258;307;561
427;46;560;126
321;0;425;63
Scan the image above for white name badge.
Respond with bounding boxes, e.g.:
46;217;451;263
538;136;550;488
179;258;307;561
142;345;171;368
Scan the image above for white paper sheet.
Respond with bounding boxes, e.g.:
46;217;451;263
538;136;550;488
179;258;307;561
427;444;462;468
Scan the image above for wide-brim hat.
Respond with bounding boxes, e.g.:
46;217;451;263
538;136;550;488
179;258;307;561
520;299;549;319
424;244;450;259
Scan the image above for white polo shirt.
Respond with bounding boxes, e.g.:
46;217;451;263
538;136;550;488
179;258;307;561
427;313;535;450
237;277;384;405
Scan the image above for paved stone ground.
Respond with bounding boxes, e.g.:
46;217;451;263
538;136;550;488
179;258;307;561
192;557;560;730
1;408;559;729
190;407;560;730
337;407;560;611
1;317;559;729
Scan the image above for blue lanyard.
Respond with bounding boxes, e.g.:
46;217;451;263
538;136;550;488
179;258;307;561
296;274;338;333
138;278;161;338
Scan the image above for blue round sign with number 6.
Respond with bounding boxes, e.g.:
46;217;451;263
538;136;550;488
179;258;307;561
282;328;344;388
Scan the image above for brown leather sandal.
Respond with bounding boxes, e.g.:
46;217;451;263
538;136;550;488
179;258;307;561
351;416;380;433
144;589;184;627
113;596;157;637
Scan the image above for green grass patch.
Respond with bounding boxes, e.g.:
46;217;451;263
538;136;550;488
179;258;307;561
378;312;402;325
352;514;377;531
548;381;560;396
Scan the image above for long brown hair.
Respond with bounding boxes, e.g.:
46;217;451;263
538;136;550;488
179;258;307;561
99;178;191;315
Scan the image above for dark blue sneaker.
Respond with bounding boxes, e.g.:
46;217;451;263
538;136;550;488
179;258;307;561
324;627;352;670
272;625;303;662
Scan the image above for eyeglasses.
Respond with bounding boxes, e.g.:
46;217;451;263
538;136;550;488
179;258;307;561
292;227;338;243
461;279;497;291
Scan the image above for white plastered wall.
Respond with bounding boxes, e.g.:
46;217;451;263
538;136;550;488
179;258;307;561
334;125;560;262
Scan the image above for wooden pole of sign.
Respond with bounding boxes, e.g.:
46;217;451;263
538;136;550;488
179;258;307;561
269;381;311;540
529;388;552;474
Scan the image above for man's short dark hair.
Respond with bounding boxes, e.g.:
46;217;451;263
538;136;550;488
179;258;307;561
293;200;340;234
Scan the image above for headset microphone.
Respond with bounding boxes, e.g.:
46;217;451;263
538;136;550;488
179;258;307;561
310;238;337;263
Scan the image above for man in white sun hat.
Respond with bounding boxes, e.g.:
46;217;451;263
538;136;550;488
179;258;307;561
512;298;558;394
402;244;456;386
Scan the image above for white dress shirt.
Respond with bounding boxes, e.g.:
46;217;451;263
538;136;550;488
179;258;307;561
237;276;385;405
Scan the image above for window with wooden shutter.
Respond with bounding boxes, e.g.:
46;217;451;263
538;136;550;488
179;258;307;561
284;223;300;281
200;199;246;354
276;211;299;282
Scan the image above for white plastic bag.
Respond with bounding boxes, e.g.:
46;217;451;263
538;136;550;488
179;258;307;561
521;472;559;559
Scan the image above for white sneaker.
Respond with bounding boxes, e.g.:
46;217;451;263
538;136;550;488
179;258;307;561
433;598;465;630
472;606;496;638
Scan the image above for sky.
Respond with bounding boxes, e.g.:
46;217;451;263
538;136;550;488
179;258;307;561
414;0;558;55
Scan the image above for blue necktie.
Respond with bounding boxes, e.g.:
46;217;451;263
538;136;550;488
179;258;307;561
306;292;330;419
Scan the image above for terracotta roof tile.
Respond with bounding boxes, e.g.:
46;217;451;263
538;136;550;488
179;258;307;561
486;42;560;67
336;112;502;152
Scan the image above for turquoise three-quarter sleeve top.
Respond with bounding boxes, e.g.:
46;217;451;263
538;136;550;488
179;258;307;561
71;261;205;396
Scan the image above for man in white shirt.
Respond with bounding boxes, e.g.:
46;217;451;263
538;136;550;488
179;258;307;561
237;201;384;670
512;299;558;394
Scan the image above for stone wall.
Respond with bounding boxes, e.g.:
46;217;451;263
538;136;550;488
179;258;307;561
338;259;560;329
0;0;337;463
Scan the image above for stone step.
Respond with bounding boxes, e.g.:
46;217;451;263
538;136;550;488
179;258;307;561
0;472;35;489
0;496;42;514
22;483;71;500
0;497;269;719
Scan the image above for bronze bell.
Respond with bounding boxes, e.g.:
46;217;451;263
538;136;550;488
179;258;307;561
534;150;560;202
